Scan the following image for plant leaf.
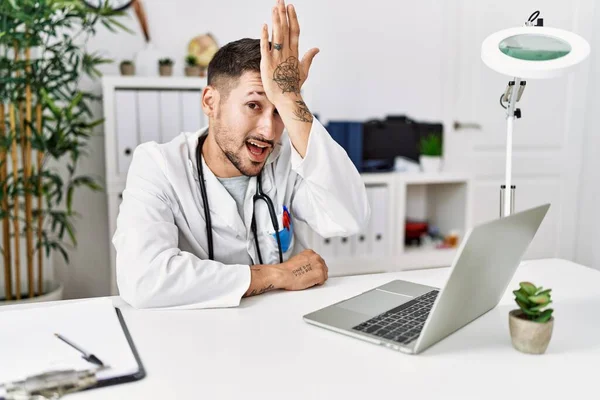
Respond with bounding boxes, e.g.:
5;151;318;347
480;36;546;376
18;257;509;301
533;309;553;323
513;290;533;306
104;16;134;33
516;300;538;316
519;282;537;296
531;301;552;312
53;242;70;264
528;294;550;305
537;288;552;296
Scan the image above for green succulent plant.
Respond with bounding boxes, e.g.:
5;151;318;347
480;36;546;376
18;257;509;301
513;282;554;323
159;58;173;66
185;54;198;67
419;133;442;157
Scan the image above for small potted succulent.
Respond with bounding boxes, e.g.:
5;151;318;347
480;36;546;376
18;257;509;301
185;55;200;77
158;58;174;76
419;133;443;173
509;282;554;354
120;60;135;76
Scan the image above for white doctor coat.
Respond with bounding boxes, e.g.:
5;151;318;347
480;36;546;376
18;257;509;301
113;118;370;309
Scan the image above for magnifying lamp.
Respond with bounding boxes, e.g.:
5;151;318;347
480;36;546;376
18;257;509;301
481;11;590;217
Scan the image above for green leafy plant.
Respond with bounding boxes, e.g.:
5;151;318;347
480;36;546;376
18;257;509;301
185;54;198;67
158;58;173;66
0;0;128;300
419;133;442;157
513;282;554;323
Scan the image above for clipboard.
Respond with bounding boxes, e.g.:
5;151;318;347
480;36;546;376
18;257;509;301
0;298;146;399
85;308;146;391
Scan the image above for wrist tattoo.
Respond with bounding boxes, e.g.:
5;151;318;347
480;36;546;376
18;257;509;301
292;263;313;277
273;57;300;95
293;100;313;123
248;284;275;297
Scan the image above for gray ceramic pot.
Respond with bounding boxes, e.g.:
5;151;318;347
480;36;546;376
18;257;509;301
159;65;173;76
509;310;554;354
185;66;200;77
120;63;135;76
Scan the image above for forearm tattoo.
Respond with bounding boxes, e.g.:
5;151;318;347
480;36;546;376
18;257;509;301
273;57;301;94
293;100;313;123
248;284;275;297
292;264;313;277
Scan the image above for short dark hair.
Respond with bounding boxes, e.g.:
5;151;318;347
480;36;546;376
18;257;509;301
207;38;261;96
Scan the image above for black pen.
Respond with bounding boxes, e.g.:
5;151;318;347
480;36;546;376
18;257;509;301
55;333;105;367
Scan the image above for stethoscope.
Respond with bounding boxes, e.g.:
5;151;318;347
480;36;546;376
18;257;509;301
196;135;283;264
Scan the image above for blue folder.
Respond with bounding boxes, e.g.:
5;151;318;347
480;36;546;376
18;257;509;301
326;121;363;172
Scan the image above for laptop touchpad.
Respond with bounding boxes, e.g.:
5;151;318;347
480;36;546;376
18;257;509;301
336;289;413;317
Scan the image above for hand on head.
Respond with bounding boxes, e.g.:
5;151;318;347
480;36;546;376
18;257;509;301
259;0;320;105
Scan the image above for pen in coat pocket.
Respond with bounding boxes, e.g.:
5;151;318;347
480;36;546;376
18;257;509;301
283;205;291;230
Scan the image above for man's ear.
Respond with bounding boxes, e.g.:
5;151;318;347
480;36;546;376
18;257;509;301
201;85;220;117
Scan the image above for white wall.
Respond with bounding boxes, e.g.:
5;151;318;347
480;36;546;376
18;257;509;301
58;0;598;299
87;0;448;122
575;2;600;270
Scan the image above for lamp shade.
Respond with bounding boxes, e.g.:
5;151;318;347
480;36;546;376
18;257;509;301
482;26;590;79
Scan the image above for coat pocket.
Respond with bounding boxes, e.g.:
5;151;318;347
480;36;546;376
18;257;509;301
261;206;295;263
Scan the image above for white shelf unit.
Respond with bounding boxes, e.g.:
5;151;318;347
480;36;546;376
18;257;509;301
316;172;472;277
102;76;472;294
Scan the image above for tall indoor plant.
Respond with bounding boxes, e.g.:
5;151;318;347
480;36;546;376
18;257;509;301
0;0;128;301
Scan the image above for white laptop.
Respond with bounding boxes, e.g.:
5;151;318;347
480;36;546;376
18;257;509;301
303;204;549;354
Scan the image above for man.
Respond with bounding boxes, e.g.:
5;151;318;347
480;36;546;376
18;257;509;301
113;0;369;309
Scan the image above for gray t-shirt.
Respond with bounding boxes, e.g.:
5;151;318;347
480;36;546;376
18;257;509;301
217;175;251;221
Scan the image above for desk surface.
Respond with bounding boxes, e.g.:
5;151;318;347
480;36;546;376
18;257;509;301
8;258;600;399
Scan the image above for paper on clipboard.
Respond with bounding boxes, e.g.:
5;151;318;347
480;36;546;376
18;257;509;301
0;298;139;384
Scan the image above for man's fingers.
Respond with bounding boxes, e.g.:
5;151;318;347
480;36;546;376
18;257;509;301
288;4;299;51
260;23;269;56
317;259;328;282
277;0;289;49
315;270;326;286
300;48;320;74
272;6;284;51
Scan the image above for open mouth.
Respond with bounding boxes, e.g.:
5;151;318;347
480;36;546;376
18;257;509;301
246;139;272;161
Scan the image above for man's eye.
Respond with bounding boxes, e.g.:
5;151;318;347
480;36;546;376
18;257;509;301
248;103;259;110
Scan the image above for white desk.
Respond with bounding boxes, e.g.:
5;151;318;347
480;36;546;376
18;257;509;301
7;258;600;399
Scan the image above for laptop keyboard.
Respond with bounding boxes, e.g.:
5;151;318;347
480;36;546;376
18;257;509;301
352;290;439;345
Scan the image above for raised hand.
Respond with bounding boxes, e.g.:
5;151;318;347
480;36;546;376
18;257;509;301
259;0;319;108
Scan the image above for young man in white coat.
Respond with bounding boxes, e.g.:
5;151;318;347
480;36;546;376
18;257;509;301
113;0;369;309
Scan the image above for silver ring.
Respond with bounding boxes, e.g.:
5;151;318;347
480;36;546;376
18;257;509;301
273;43;283;51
